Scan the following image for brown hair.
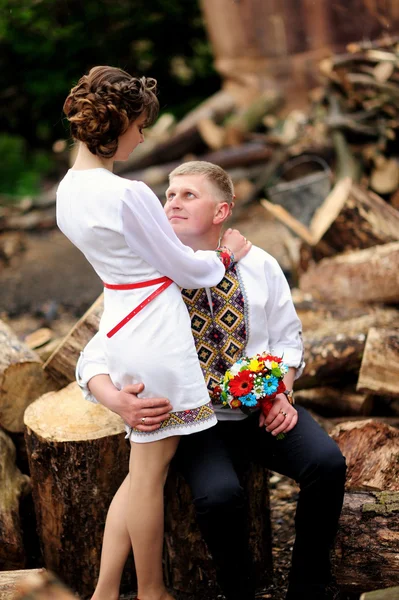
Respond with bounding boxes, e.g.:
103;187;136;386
63;66;159;158
168;161;234;204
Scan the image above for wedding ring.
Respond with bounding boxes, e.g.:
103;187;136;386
280;410;288;418
141;417;147;424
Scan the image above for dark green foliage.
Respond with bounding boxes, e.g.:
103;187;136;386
0;0;219;197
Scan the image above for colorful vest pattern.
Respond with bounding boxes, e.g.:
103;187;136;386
181;265;247;403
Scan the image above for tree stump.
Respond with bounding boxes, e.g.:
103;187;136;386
24;383;131;599
9;570;77;600
332;491;399;594
0;429;31;570
164;463;272;599
0;570;43;600
0;319;56;433
330;420;399;491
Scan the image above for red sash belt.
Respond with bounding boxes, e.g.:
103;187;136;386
103;276;173;338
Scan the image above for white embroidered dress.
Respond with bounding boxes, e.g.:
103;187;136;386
56;168;224;442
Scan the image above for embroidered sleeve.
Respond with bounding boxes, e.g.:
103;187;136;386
121;182;225;289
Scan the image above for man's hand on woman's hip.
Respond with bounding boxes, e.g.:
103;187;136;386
116;383;172;432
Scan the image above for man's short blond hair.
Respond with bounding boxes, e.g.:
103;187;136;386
168;161;234;204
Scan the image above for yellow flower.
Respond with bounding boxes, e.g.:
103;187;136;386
224;371;234;383
271;361;278;369
248;359;262;372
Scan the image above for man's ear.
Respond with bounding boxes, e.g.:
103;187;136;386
229;201;235;218
213;201;231;225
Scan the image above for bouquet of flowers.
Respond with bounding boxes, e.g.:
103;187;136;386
213;352;289;438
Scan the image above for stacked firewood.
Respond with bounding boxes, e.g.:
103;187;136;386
1;35;399;600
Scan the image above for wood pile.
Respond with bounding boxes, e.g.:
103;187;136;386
1;34;399;600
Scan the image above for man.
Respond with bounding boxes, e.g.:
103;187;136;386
77;161;346;600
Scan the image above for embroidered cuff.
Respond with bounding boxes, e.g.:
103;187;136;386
216;245;235;269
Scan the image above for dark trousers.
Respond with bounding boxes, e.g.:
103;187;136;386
173;406;346;600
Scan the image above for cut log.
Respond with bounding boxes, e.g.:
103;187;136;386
263;181;399;267
43;294;104;387
224;91;282;146
9;570;77;600
0;319;56;433
310;184;399;251
357;328;399;398
164;462;272;598
24;383;132;599
330;420;399;491
297;306;399;389
332;490;399;593
360;586;399;600
0;570;44;600
294;387;373;417
299;242;399;304
0;429;31;570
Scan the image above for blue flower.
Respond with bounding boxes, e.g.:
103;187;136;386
240;392;258;407
263;376;278;396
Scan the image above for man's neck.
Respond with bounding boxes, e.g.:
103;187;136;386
178;230;222;252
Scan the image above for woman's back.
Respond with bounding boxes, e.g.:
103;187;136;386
57;168;161;284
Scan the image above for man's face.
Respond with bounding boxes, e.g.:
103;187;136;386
164;174;228;239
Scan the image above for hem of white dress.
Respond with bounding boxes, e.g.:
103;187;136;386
125;401;217;443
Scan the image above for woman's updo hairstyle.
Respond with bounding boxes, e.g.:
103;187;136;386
63;66;159;158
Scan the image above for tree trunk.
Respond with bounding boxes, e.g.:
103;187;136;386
164;464;272;599
24;383;132;599
0;429;31;570
330;420;399;491
43;295;104;387
332;491;399;593
3;570;78;600
294;387;373;417
299;242;399;304
357;328;399;398
0;319;56;433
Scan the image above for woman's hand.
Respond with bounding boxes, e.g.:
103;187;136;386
259;394;298;436
220;228;252;262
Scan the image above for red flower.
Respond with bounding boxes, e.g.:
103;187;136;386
229;371;254;397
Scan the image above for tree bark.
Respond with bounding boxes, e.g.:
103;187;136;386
310;184;399;252
0;429;31;570
43;295;104;387
294;387;373;417
299;242;399;304
357;328;399;398
332;490;399;593
164;463;272;598
24;383;132;599
297;306;399;389
330;420;399;491
0;319;56;433
0;570;45;600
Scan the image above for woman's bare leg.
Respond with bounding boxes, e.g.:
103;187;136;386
127;436;179;600
91;475;131;600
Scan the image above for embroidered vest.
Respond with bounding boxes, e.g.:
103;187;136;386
181;265;247;403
